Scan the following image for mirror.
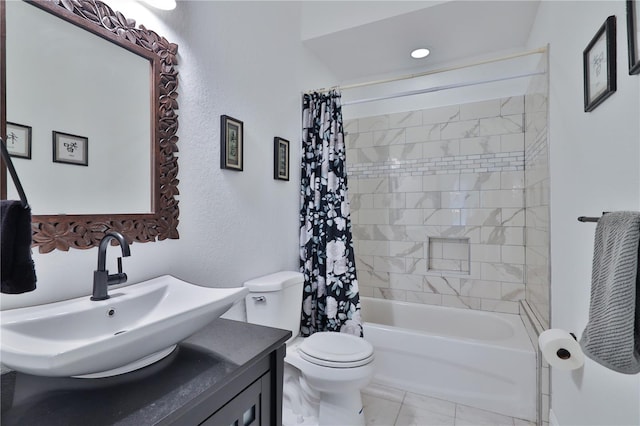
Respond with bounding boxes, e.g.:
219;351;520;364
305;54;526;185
0;0;180;253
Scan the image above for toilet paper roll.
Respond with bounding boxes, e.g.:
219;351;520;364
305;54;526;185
538;329;585;370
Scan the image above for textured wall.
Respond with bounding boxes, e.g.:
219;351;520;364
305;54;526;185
346;96;527;314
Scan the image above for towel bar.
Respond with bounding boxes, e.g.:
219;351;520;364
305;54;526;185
577;212;610;223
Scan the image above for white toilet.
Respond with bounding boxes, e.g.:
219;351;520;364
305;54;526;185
244;271;374;426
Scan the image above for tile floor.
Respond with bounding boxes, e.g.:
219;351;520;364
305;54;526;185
362;382;536;426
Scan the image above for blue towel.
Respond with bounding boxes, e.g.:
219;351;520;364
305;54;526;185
580;211;640;374
1;200;36;294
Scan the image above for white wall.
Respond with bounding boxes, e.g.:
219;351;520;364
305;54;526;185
527;2;640;425
1;1;334;310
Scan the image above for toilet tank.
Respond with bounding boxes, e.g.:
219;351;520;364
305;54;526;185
244;271;304;340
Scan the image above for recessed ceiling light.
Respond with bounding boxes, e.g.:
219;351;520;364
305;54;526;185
141;0;176;10
411;48;431;59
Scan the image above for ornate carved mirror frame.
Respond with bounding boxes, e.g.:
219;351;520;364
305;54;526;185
0;0;179;253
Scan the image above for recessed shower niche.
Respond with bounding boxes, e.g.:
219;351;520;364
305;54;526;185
427;237;470;274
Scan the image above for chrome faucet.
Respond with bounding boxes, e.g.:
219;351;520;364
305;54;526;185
91;231;131;301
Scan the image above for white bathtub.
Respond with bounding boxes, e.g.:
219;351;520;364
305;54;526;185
361;297;536;421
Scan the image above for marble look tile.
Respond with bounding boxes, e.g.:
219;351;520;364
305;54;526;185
391;176;423;193
404;225;428;242
406;192;441;209
390;143;423;161
359;115;390;132
405;124;441;143
350;194;374;210
481;262;524;283
440;119;480;140
374;193;406;209
358;240;390;256
390;209;423;226
356;254;374;272
513;419;537;426
458;135;502;155
424;209;461;226
373;287;407;301
348;131;374;149
500;171;524;189
403;392;456;418
502;208;525;226
389;110;423;129
357;177;390;194
395;403;455;426
362;394;402;426
480;189;524;209
441;295;481;310
501;133;525;152
470;243;501;262
358;270;390;288
441;191;480;209
423;275;460;295
422;140;460;158
362;382;406;403
359;286;374;297
359;209;389;225
459;172;501;191
429;258;465;272
501;95;525;115
372;225;409;241
374;256;406;273
423;174;460;192
479;114;523;136
459;279;502;299
390;241;424;257
481;298;521;314
501;245;525;264
459;99;501;120
421;104;460;125
455;404;515;426
461;209;501;226
406;258;428;275
390;273;424;291
343;118;358;134
373;129;405;146
360;146;391;163
501;282;526;301
406;291;442;305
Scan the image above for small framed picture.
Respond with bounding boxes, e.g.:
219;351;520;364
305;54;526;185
274;137;290;181
220;115;243;171
628;0;640;74
5;122;32;159
53;131;88;166
583;15;617;112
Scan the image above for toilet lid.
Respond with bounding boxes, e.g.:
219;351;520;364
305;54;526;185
298;332;374;368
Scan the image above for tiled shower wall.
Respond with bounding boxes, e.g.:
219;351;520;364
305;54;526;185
346;96;526;314
524;55;551;330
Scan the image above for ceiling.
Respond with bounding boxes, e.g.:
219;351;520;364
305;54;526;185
302;0;541;84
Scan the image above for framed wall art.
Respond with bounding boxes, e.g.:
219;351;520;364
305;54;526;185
583;15;617;112
274;137;290;181
6;122;32;159
628;0;640;74
220;115;243;171
53;131;88;166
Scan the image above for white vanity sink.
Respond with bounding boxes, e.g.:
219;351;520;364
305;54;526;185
0;275;249;378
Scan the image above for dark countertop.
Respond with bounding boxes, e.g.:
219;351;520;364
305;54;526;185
1;318;291;426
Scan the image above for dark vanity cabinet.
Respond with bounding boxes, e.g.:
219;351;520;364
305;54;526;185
0;319;291;426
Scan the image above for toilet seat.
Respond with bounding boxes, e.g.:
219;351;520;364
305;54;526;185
298;332;374;368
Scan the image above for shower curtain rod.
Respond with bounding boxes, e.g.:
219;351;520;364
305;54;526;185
342;70;546;106
304;46;547;94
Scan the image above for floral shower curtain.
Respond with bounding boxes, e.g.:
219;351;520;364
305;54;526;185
299;91;362;338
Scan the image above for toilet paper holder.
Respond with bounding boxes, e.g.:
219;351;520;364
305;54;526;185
556;333;577;359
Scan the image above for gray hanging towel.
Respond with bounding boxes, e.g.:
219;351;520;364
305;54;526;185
580;211;640;374
1;200;37;294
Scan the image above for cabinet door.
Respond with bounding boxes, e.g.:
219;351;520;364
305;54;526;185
200;374;270;426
